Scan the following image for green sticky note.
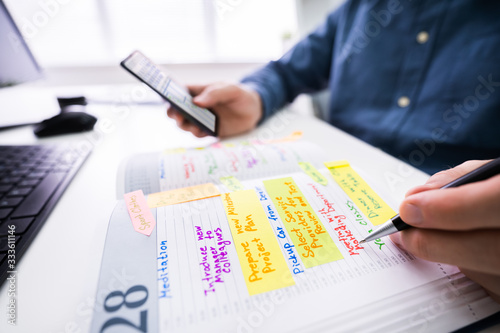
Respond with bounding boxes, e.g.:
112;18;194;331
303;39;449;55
298;162;328;186
220;176;245;191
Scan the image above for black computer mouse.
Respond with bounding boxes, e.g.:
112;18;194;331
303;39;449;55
34;112;97;137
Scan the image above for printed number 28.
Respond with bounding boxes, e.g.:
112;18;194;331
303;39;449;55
100;285;149;333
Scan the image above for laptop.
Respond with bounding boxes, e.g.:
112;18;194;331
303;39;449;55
0;1;59;128
0;1;91;284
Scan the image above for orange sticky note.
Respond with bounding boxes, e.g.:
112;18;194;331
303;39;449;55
147;183;220;208
267;131;303;143
124;190;156;236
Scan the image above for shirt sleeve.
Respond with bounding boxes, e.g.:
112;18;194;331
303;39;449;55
241;7;342;122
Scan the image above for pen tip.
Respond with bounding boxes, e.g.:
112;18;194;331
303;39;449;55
359;240;366;244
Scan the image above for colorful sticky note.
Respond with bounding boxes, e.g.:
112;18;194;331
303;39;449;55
220;176;245;191
263;177;343;268
298;162;328;186
147;183;220;208
325;160;396;226
162;147;187;155
267;131;304;143
211;142;223;149
124;190;156;236
221;190;294;295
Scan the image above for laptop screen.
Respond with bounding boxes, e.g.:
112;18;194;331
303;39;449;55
0;1;42;88
0;1;60;128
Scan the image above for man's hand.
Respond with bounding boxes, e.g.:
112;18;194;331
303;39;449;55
390;160;500;302
166;82;262;138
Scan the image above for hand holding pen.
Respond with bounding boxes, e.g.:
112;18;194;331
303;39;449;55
366;159;500;302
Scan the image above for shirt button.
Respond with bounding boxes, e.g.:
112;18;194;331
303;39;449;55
398;96;410;108
416;31;429;44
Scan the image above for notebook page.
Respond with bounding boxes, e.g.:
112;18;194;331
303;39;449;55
102;139;500;333
154;171;483;332
299;272;500;332
118;141;326;197
157;141;327;190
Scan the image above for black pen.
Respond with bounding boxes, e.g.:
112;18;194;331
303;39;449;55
360;157;500;244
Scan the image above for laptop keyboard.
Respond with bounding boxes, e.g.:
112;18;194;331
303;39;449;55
0;145;91;283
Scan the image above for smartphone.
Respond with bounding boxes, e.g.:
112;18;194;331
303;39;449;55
120;50;218;136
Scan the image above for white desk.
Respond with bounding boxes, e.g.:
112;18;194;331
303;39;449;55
0;86;486;332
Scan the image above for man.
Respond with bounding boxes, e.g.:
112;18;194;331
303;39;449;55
167;0;500;301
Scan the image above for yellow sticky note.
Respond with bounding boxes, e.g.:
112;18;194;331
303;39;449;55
298;162;328;186
220;176;245;191
325;160;350;168
163;147;186;155
263;178;343;268
221;190;294;295
325;161;396;226
147;183;220;208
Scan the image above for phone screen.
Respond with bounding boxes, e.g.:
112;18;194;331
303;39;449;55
121;51;217;136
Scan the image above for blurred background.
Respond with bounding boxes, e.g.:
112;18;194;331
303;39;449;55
4;0;343;69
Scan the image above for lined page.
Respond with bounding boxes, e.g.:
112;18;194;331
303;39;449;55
153;169;500;332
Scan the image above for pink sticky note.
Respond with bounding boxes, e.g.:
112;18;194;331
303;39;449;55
211;142;223;149
124;190;156;236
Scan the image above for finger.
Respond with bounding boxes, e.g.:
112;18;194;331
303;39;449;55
395;228;500;275
186;84;208;97
192;83;239;108
176;121;207;138
399;174;500;230
405;160;491;197
459;267;500;303
404;184;432;198
184;123;208;138
166;107;180;120
166;108;187;127
167;108;204;136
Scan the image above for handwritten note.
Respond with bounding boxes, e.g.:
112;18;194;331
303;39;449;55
298;162;328;185
221;190;294;295
124;190;156;236
325;160;396;226
157;240;171;299
147;183;220;208
195;225;233;296
255;186;306;275
220;176;245;192
263;177;343;268
308;184;364;256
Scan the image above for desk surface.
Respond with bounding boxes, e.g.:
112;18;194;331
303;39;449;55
0;87;441;332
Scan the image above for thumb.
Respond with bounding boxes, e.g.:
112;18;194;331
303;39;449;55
187;84;208;97
192;83;239;108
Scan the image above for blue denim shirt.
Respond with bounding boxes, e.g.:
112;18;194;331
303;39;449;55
242;0;500;174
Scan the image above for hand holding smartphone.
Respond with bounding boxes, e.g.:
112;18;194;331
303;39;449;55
121;51;218;136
